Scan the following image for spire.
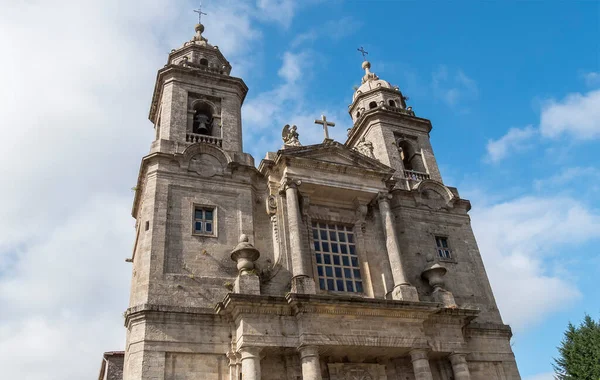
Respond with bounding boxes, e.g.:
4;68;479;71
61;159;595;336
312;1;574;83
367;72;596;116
361;60;379;84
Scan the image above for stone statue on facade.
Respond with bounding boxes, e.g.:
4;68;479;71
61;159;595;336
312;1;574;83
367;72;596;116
355;136;375;158
282;124;301;147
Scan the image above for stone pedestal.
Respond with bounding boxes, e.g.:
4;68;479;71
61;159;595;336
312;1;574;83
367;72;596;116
292;275;316;294
433;288;457;308
378;192;418;301
299;346;322;380
234;273;260;295
240;347;261;380
410;349;433;380
449;353;471;380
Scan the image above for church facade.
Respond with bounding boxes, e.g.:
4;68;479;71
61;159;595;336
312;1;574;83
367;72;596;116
103;21;521;380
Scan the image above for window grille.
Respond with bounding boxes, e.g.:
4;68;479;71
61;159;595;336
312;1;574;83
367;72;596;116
193;207;214;235
435;236;452;259
312;222;363;293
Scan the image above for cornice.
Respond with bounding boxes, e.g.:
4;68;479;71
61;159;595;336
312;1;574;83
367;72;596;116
149;64;248;123
346;108;433;147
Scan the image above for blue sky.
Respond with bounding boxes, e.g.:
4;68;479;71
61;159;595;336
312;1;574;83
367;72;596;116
0;1;598;379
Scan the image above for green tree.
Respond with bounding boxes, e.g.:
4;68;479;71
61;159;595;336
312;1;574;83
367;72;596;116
553;314;600;380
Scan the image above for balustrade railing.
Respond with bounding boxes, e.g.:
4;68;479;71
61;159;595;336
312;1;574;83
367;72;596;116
185;133;223;147
403;170;430;181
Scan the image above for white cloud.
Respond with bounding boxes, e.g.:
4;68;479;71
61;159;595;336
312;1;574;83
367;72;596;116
583;71;600;87
0;0;291;378
539;89;600;140
470;195;600;331
523;372;556;380
256;0;297;28
485;125;537;163
278;51;307;83
534;166;600;191
290;16;362;48
432;65;478;108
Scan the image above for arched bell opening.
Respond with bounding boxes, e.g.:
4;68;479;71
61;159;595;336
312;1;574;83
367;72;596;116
397;139;426;173
192;102;214;136
388;99;396;107
369;101;378;109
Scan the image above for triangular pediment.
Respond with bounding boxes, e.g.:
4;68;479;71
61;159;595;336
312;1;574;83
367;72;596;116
278;141;393;173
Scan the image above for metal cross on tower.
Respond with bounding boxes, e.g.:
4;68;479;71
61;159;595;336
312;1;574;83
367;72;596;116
314;115;336;140
357;46;368;61
194;4;207;24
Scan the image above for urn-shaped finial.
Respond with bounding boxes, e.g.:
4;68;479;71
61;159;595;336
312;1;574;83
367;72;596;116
230;234;260;275
421;263;448;290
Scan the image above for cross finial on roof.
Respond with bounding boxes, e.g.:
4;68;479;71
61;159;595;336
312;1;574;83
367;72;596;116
194;3;207;24
314;115;336;141
357;46;368;61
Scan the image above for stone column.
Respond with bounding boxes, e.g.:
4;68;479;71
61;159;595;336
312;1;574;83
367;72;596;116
377;192;418;301
449;353;471;380
299;346;322;380
240;347;261;380
410;349;433;380
282;178;316;294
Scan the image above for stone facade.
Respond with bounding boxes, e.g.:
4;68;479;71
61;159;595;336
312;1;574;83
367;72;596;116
103;22;522;380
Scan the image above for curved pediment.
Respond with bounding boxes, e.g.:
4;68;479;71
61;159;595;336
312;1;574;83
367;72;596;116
414;179;456;210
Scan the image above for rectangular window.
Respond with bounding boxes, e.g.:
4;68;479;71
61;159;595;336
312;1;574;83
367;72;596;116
435;236;452;259
193;206;215;235
312;222;363;293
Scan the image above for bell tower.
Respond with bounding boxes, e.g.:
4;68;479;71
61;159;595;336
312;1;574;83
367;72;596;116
148;22;248;156
346;60;443;187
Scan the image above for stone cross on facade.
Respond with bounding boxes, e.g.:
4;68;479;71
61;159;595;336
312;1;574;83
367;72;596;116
357;46;368;60
194;4;207;23
314;115;335;141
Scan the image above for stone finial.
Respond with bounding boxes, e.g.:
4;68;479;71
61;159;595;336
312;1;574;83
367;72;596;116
421;263;447;289
361;61;379;84
230;234;260;275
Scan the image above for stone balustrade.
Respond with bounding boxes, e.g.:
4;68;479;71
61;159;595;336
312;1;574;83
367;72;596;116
404;170;430;181
185;133;223;147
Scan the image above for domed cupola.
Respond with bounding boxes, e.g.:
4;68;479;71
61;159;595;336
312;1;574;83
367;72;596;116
349;60;411;124
166;23;232;76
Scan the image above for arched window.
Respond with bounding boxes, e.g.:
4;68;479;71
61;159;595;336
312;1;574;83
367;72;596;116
397;140;426;172
369;101;377;109
388;99;396;107
199;58;209;66
356;111;361;118
192;102;214;136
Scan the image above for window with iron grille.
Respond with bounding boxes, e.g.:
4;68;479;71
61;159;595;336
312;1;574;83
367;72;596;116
312;222;363;293
435;236;452;259
193;206;215;235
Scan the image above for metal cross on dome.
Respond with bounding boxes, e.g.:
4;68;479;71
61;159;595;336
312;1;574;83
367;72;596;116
357;46;368;61
314;115;336;141
194;3;207;23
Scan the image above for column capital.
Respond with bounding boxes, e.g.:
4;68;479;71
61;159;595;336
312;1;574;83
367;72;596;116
377;191;392;203
239;346;262;359
279;177;302;194
298;345;320;359
409;348;430;362
448;352;468;365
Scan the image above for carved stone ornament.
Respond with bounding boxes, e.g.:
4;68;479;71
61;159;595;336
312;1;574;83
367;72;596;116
328;363;387;380
266;195;277;215
282;124;301;147
354;136;375;159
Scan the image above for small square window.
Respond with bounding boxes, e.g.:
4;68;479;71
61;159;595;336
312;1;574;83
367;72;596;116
435;236;452;259
193;206;216;236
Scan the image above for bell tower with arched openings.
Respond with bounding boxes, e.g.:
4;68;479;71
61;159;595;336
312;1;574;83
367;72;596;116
346;60;443;188
148;22;249;157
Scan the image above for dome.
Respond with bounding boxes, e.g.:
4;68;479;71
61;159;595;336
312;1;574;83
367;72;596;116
352;61;396;101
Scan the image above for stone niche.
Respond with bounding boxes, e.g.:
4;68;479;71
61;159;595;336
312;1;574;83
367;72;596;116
328;363;387;380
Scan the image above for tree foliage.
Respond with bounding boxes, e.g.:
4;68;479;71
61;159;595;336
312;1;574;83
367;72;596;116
553;314;600;380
